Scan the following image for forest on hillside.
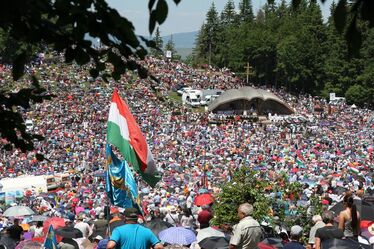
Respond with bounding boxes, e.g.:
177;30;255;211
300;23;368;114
191;0;374;107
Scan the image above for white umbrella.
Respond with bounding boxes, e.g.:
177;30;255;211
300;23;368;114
3;206;35;217
196;227;226;242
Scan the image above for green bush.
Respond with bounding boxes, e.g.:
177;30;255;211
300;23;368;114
212;167;322;236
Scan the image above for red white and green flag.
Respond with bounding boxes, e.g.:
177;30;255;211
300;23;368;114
107;90;160;187
348;166;360;175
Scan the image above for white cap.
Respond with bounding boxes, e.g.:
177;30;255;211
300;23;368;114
94;235;103;241
290;225;303;236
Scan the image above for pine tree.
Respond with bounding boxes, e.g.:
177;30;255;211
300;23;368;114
194;3;220;66
150;27;164;58
164;35;180;60
218;1;238;68
239;0;254;22
220;0;237;26
193;23;209;64
205;3;221;65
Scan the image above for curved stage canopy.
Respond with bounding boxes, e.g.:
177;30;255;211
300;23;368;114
208;87;294;115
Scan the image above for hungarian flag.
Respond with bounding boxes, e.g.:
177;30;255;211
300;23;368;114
107;89;160;187
348;166;360;175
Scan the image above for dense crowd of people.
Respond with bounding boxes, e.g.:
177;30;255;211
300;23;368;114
0;54;373;248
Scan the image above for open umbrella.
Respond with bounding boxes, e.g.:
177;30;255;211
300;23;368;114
198;236;229;249
159;227;197;245
194;194;214;206
75;206;84;214
20;223;30;231
333;186;348;196
197;227;226;242
55;227;83;238
330;200;374;220
15;240;42;249
361;222;374;240
260;238;284;249
321;238;372;249
3;206;35;217
43;217;66;235
32;215;48;222
361;228;373;240
145;219;173;237
257;242;280;249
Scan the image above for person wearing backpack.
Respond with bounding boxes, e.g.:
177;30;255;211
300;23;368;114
163;206;180;226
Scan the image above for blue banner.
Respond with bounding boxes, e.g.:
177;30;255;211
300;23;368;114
44;225;58;249
106;144;139;208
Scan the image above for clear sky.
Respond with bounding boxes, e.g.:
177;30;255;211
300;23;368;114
107;0;333;37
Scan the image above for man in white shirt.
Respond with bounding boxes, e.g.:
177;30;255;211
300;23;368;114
74;214;91;238
229;203;262;249
308;215;325;247
186;193;193;210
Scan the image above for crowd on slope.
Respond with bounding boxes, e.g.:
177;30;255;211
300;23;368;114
0;55;373;248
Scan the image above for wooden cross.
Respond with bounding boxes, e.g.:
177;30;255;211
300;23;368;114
244;62;252;84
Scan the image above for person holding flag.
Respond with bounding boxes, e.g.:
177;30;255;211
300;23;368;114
107;89;161;187
44;225;58;249
105;144;141;210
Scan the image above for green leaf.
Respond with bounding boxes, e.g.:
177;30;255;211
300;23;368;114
173;0;181;4
138;65;148;79
149;11;157;34
65;47;75;63
147;40;156;48
75;47;91;65
33;135;44;141
148;0;156;11
35;153;45;161
112;71;121;81
334;0;347;34
155;0;168;25
90;68;99;78
136;47;147;59
12;51;27;81
127;60;138;70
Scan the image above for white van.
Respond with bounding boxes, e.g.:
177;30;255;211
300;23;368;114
177;87;192;96
182;90;203;107
200;95;219;106
25;119;34;131
329;97;346;105
200;95;213;106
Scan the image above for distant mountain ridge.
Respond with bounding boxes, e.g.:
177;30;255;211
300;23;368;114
86;31;197;59
162;31;197;49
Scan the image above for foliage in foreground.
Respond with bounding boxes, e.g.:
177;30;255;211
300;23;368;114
212;167;322;235
0;0;181;152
